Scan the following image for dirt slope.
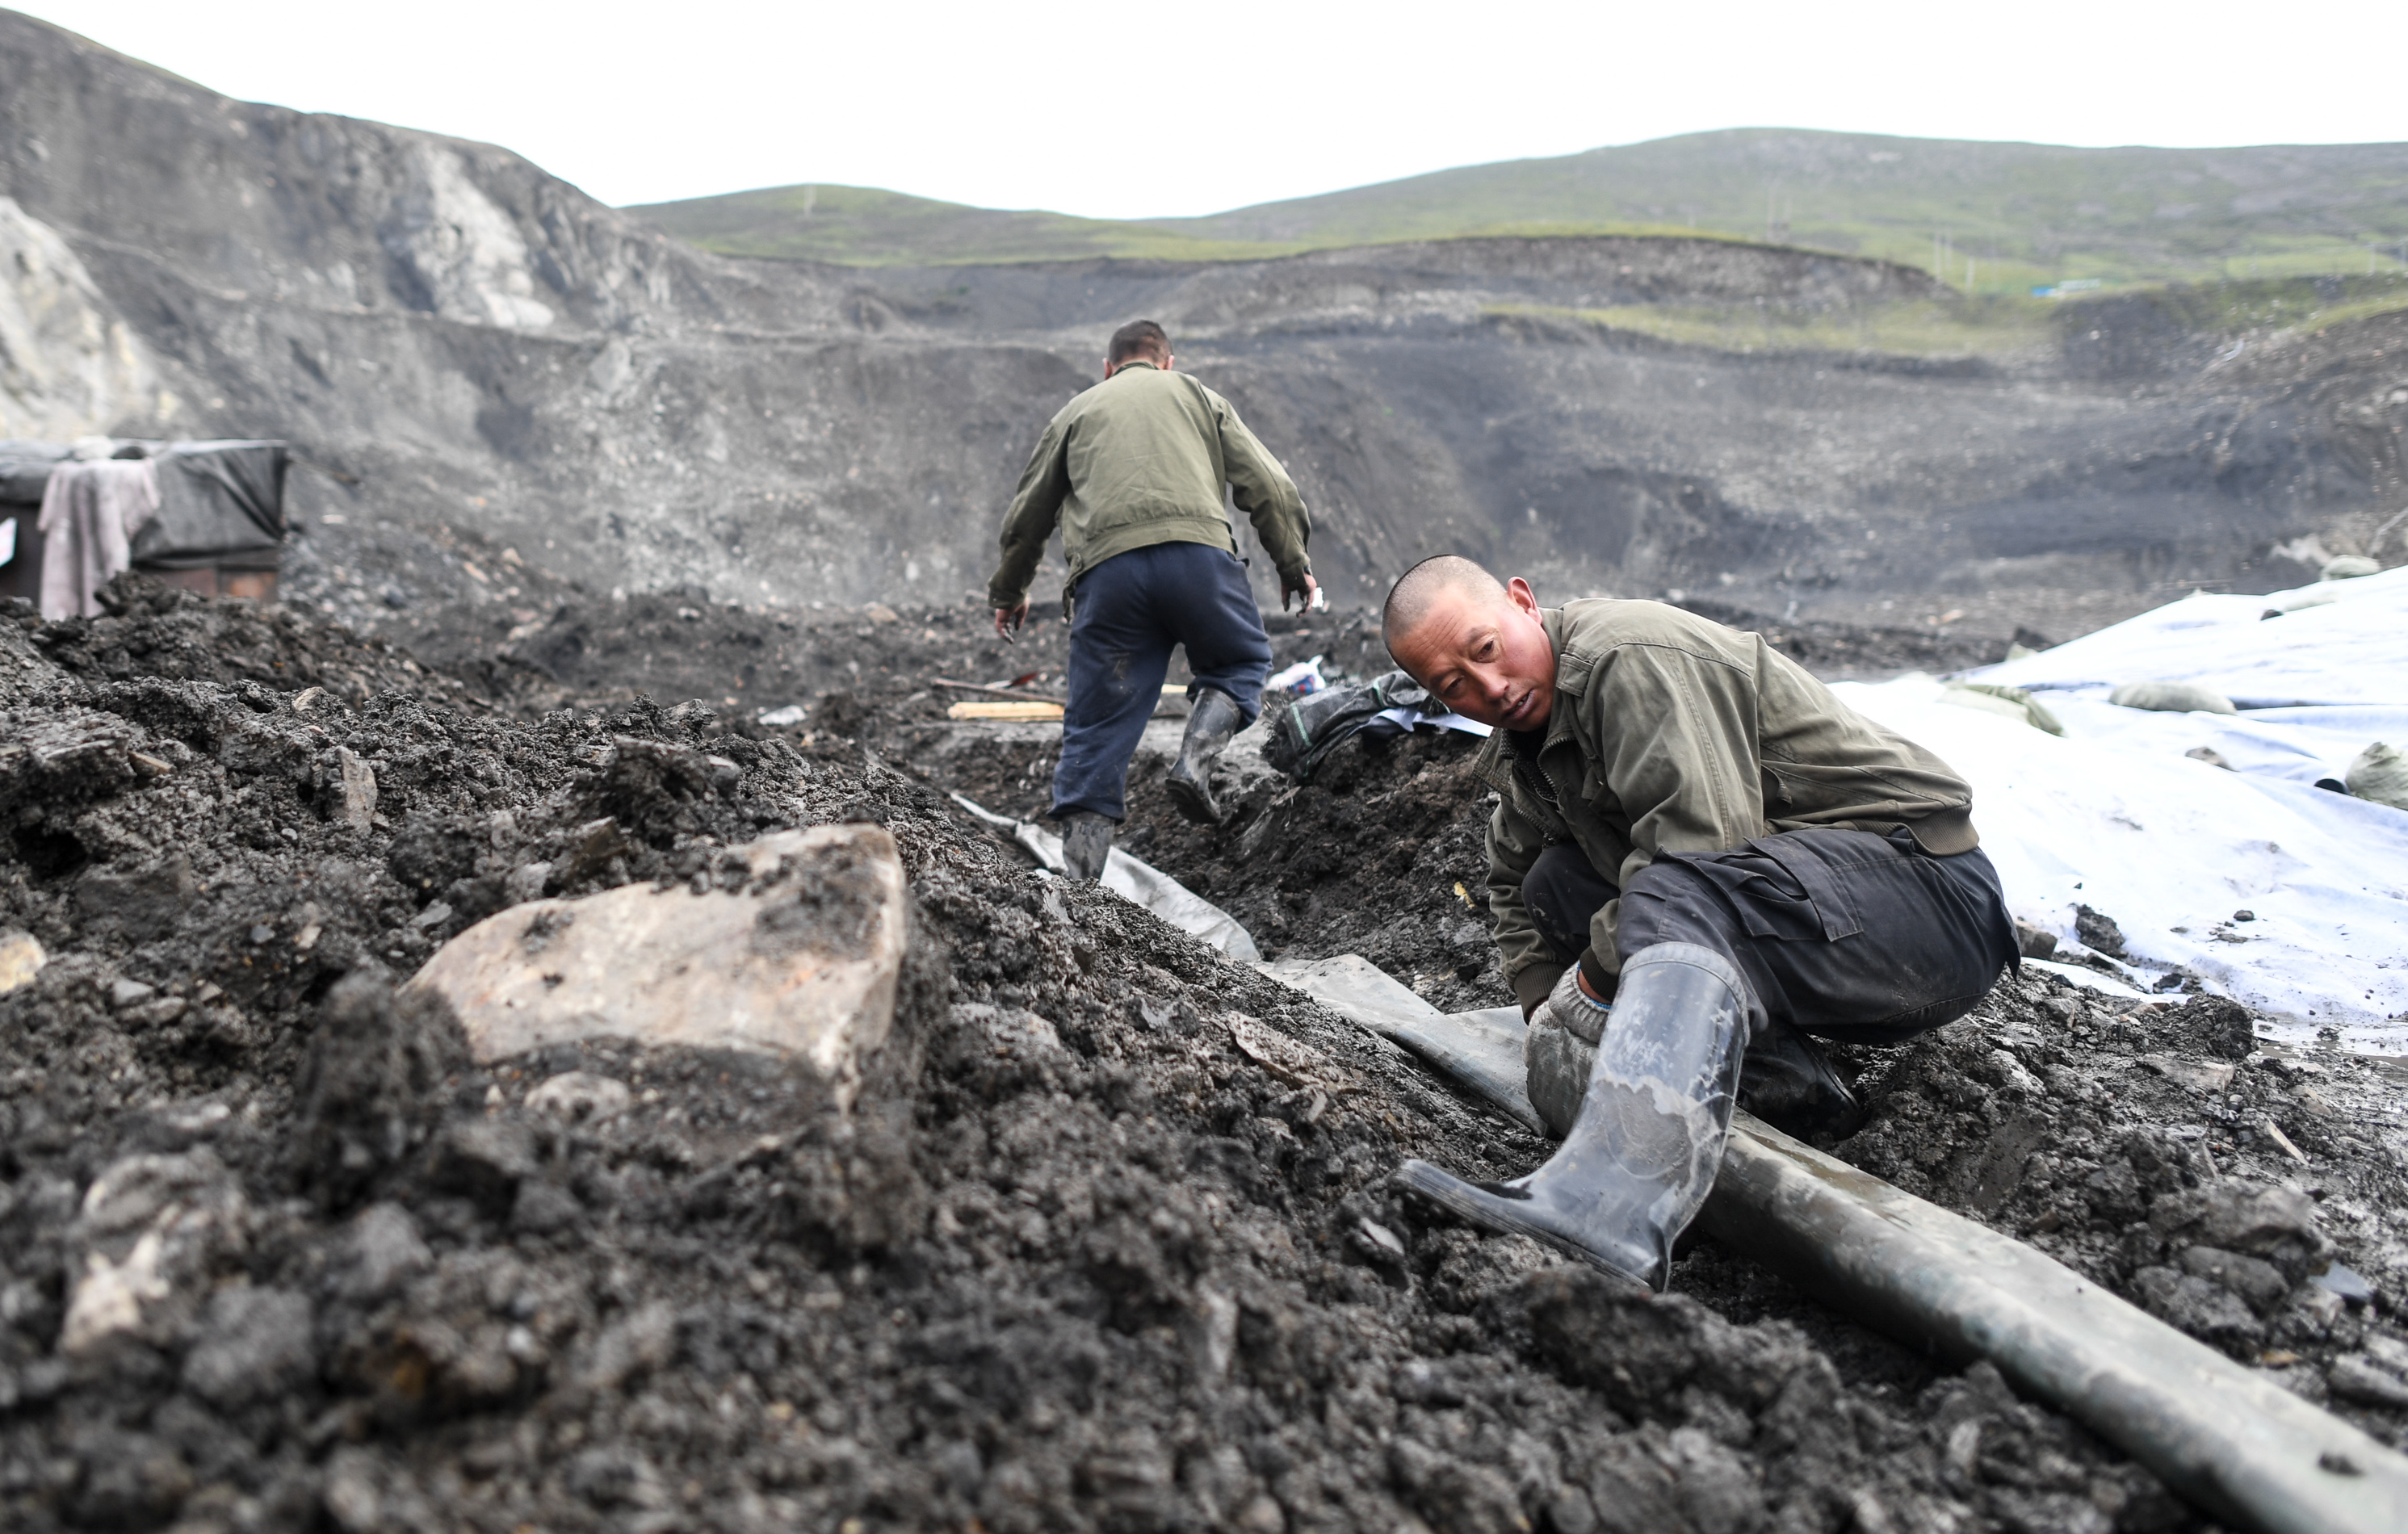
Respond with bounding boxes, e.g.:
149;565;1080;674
7;580;2404;1532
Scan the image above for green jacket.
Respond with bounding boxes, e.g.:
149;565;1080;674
1483;600;1979;1012
986;361;1311;609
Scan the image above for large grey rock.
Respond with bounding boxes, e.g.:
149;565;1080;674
401;825;906;1107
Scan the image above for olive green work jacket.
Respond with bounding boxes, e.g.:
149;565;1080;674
986;361;1311;610
1483;600;1979;1012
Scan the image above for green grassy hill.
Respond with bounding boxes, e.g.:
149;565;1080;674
631;128;2408;288
621;182;1291;266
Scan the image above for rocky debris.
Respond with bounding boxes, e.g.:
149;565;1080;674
4;578;2406;1532
404;824;908;1096
2074;903;2129;958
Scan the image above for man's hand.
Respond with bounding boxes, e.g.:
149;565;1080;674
1282;571;1319;613
993;601;1030;641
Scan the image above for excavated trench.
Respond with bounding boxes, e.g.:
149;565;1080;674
0;577;2403;1534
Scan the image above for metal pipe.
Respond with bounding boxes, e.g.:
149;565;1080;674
1701;1116;2408;1534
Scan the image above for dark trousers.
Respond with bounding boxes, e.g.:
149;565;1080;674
1051;541;1273;822
1522;827;2017;1046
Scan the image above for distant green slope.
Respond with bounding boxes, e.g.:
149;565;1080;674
631;128;2408;287
622;182;1291;266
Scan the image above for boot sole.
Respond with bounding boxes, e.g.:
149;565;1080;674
1164;773;1221;826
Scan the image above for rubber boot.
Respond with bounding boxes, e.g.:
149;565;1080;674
1394;942;1748;1289
1739;1023;1865;1141
1058;811;1114;881
1165;687;1243;825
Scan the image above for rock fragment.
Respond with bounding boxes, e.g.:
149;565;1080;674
524;1070;631;1121
336;1203;433;1301
181;1285;316;1406
402;825;907;1109
0;928;44;995
2073;903;2126;958
61;1149;247;1353
336;745;377;830
2327;1353;2408;1409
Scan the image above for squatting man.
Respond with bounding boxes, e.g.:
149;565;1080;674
1382;557;2019;1288
988;320;1316;878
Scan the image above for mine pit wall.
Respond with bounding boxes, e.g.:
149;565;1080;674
2;7;2401;623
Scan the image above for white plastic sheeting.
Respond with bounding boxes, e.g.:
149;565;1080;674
1828;567;2408;1048
947;794;1261;962
1261;954;1543;1134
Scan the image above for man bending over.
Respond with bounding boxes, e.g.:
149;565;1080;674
988;320;1316;878
1381;556;2016;1288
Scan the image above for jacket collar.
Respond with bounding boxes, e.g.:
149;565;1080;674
1537;607;1579;752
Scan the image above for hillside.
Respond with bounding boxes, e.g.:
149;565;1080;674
634;128;2408;287
4;4;2403;643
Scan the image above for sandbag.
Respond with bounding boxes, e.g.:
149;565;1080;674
2109;680;2237;715
1942;681;2064;736
1263;669;1437;782
2347;741;2408;811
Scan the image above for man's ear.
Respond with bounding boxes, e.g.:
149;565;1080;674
1506;576;1542;617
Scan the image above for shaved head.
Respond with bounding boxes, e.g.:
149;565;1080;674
1382;556;1558;731
1382;555;1504;653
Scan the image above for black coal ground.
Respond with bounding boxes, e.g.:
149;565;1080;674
0;582;2403;1534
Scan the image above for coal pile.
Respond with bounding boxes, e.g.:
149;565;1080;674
1;579;2402;1532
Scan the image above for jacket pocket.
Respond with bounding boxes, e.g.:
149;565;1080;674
1748;829;1869;941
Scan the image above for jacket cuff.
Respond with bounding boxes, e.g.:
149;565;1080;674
1512;962;1564;1017
1576;949;1618;1004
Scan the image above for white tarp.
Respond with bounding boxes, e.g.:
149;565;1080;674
1831;566;2408;1049
1260;953;1543;1133
948;794;1261;962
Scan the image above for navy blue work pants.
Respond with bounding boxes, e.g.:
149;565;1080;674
1522;827;2017;1045
1051;541;1273;822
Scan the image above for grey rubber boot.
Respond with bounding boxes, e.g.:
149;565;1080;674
1738;1024;1865;1141
1164;687;1244;825
1058;811;1114;881
1394;942;1749;1289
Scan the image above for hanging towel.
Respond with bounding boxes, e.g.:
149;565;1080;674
36;457;159;619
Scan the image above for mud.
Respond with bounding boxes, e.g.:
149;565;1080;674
2;577;2404;1532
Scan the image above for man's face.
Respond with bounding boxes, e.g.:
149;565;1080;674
1388;576;1556;731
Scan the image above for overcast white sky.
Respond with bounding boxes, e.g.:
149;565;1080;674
19;1;2408;218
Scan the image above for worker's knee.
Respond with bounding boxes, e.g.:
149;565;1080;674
1521;845;1618;962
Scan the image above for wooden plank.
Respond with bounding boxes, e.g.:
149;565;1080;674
946;700;1064;721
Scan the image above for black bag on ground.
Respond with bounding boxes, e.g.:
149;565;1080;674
1263;669;1436;782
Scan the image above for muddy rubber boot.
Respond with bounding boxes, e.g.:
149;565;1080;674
1394;942;1748;1289
1738;1023;1865;1141
1058;811;1114;882
1164;687;1243;825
